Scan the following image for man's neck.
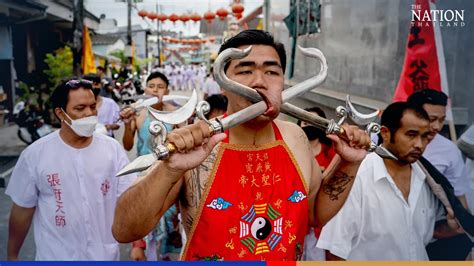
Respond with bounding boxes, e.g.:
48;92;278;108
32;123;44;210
383;157;411;175
383;157;412;201
59;126;93;149
229;121;275;145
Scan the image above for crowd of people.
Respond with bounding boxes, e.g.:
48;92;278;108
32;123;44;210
5;30;473;261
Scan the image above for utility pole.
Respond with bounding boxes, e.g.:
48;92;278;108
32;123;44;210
126;0;133;65
156;3;161;67
263;0;270;31
72;0;84;76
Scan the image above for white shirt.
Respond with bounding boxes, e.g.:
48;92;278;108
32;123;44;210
6;131;137;260
462;159;474;212
423;134;467;196
460;125;474;144
202;77;221;97
97;97;120;136
317;153;444;261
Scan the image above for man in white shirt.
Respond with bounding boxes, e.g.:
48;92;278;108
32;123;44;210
458;125;474;211
84;74;120;137
407;89;471;261
407;89;469;207
202;67;222;100
317;102;461;260
6;79;137;260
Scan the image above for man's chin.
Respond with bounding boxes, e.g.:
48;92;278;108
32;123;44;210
243;115;274;128
404;155;421;164
427;132;438;141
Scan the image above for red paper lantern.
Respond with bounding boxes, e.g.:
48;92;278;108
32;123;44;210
179;14;190;24
147;12;158;20
138;10;148;18
216;8;229;21
232;3;244;16
208;36;216;43
190;13;202;23
157;13;168;22
169;13;179;23
203;11;215;23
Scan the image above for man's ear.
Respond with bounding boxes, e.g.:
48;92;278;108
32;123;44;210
54;108;64;122
380;125;390;143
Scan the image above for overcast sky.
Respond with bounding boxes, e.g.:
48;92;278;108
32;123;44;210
85;0;262;36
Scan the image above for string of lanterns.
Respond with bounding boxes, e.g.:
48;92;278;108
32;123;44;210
161;36;216;45
137;3;244;24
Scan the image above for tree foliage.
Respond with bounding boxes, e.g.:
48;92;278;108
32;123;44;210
43;46;73;87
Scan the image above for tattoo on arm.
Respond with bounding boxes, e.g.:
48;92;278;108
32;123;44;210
322;171;354;201
185;147;218;208
185;215;194;229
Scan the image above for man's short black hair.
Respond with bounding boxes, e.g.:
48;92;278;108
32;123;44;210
205;94;228;119
97;66;105;72
82;74;101;84
407;89;448;107
380;102;430;143
50;78;93;118
146;71;169;87
218;30;286;73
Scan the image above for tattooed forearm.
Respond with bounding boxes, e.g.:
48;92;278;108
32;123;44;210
188;168;202;208
185;215;194;229
185;146;218;208
322;171;354;200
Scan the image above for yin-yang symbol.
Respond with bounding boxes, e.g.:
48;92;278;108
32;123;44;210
250;217;271;240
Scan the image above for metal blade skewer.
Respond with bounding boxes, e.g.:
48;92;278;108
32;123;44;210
116;47;329;176
116;100;268;177
116;45;395;177
213;46;396;160
147;90;198;125
122;94;191;102
115;94;192;123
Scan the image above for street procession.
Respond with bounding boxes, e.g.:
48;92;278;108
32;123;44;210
0;0;474;262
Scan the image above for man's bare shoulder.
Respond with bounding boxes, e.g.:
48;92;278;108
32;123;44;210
273;119;309;147
273;119;314;173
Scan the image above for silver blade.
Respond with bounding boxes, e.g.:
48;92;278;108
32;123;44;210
122;94;154;101
163;95;191;103
116;153;157;177
220;101;268;130
124;94;190;103
135;95;191;111
147;90;198;125
137;97;159;109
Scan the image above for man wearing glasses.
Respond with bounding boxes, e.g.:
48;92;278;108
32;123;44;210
6;79;137;260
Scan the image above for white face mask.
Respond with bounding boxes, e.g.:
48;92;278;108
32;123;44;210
62;109;98;137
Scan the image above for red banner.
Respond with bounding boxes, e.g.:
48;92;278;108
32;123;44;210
393;0;441;102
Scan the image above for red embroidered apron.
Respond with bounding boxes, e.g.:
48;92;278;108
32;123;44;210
183;122;309;261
